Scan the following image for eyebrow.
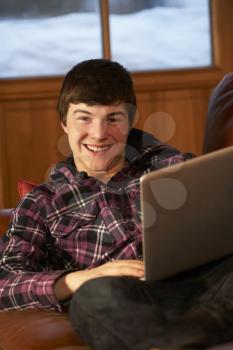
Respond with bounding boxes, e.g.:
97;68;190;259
107;111;127;117
73;109;92;115
73;109;127;117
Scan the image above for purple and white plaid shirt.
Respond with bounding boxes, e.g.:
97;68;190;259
0;139;192;311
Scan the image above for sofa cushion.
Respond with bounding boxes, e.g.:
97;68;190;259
18;179;37;199
0;309;89;350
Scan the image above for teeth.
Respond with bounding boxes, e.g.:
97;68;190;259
85;145;109;152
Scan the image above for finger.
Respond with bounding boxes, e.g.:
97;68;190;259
117;267;144;278
105;265;144;278
111;260;144;268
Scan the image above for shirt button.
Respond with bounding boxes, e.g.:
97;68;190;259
79;171;89;180
127;221;135;231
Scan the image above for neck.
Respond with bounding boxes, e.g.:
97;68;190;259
75;157;126;184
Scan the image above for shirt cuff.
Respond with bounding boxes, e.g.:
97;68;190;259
32;270;69;312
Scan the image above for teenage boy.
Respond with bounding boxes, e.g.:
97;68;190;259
1;59;232;350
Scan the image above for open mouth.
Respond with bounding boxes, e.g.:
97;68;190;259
83;144;112;153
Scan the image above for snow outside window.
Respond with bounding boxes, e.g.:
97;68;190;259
109;0;212;71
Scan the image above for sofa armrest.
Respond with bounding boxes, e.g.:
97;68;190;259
0;309;90;350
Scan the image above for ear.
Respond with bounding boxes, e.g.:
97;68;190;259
61;121;68;134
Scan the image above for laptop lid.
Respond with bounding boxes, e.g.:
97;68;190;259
140;145;233;282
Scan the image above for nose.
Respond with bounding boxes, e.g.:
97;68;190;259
89;120;107;141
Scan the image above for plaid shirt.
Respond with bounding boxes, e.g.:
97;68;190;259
0;139;192;311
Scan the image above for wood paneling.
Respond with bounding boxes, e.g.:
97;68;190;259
0;99;65;207
136;88;211;155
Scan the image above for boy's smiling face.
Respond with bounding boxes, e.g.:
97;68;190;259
62;102;130;181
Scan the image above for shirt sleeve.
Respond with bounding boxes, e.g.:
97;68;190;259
157;143;196;165
147;142;196;170
0;194;67;312
161;151;196;166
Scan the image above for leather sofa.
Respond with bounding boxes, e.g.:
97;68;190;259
0;208;91;350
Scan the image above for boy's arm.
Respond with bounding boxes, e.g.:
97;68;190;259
0;194;145;309
54;259;144;301
0;195;66;311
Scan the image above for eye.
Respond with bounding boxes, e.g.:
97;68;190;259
108;117;117;123
108;116;121;124
76;116;91;122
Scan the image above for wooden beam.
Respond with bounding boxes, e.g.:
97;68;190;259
99;0;111;59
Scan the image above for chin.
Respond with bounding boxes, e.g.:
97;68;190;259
87;162;109;170
85;165;107;173
91;167;108;173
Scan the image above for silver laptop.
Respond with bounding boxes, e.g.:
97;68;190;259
140;145;233;281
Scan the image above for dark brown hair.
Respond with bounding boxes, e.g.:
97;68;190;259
57;59;137;126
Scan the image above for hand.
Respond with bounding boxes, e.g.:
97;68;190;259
55;260;144;301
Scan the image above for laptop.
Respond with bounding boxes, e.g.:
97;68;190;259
140;145;233;281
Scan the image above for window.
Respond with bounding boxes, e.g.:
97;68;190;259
109;0;212;71
0;0;211;78
1;0;102;78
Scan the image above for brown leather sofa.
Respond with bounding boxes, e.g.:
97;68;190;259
0;209;91;350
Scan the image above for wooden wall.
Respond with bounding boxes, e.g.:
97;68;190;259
0;0;233;208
